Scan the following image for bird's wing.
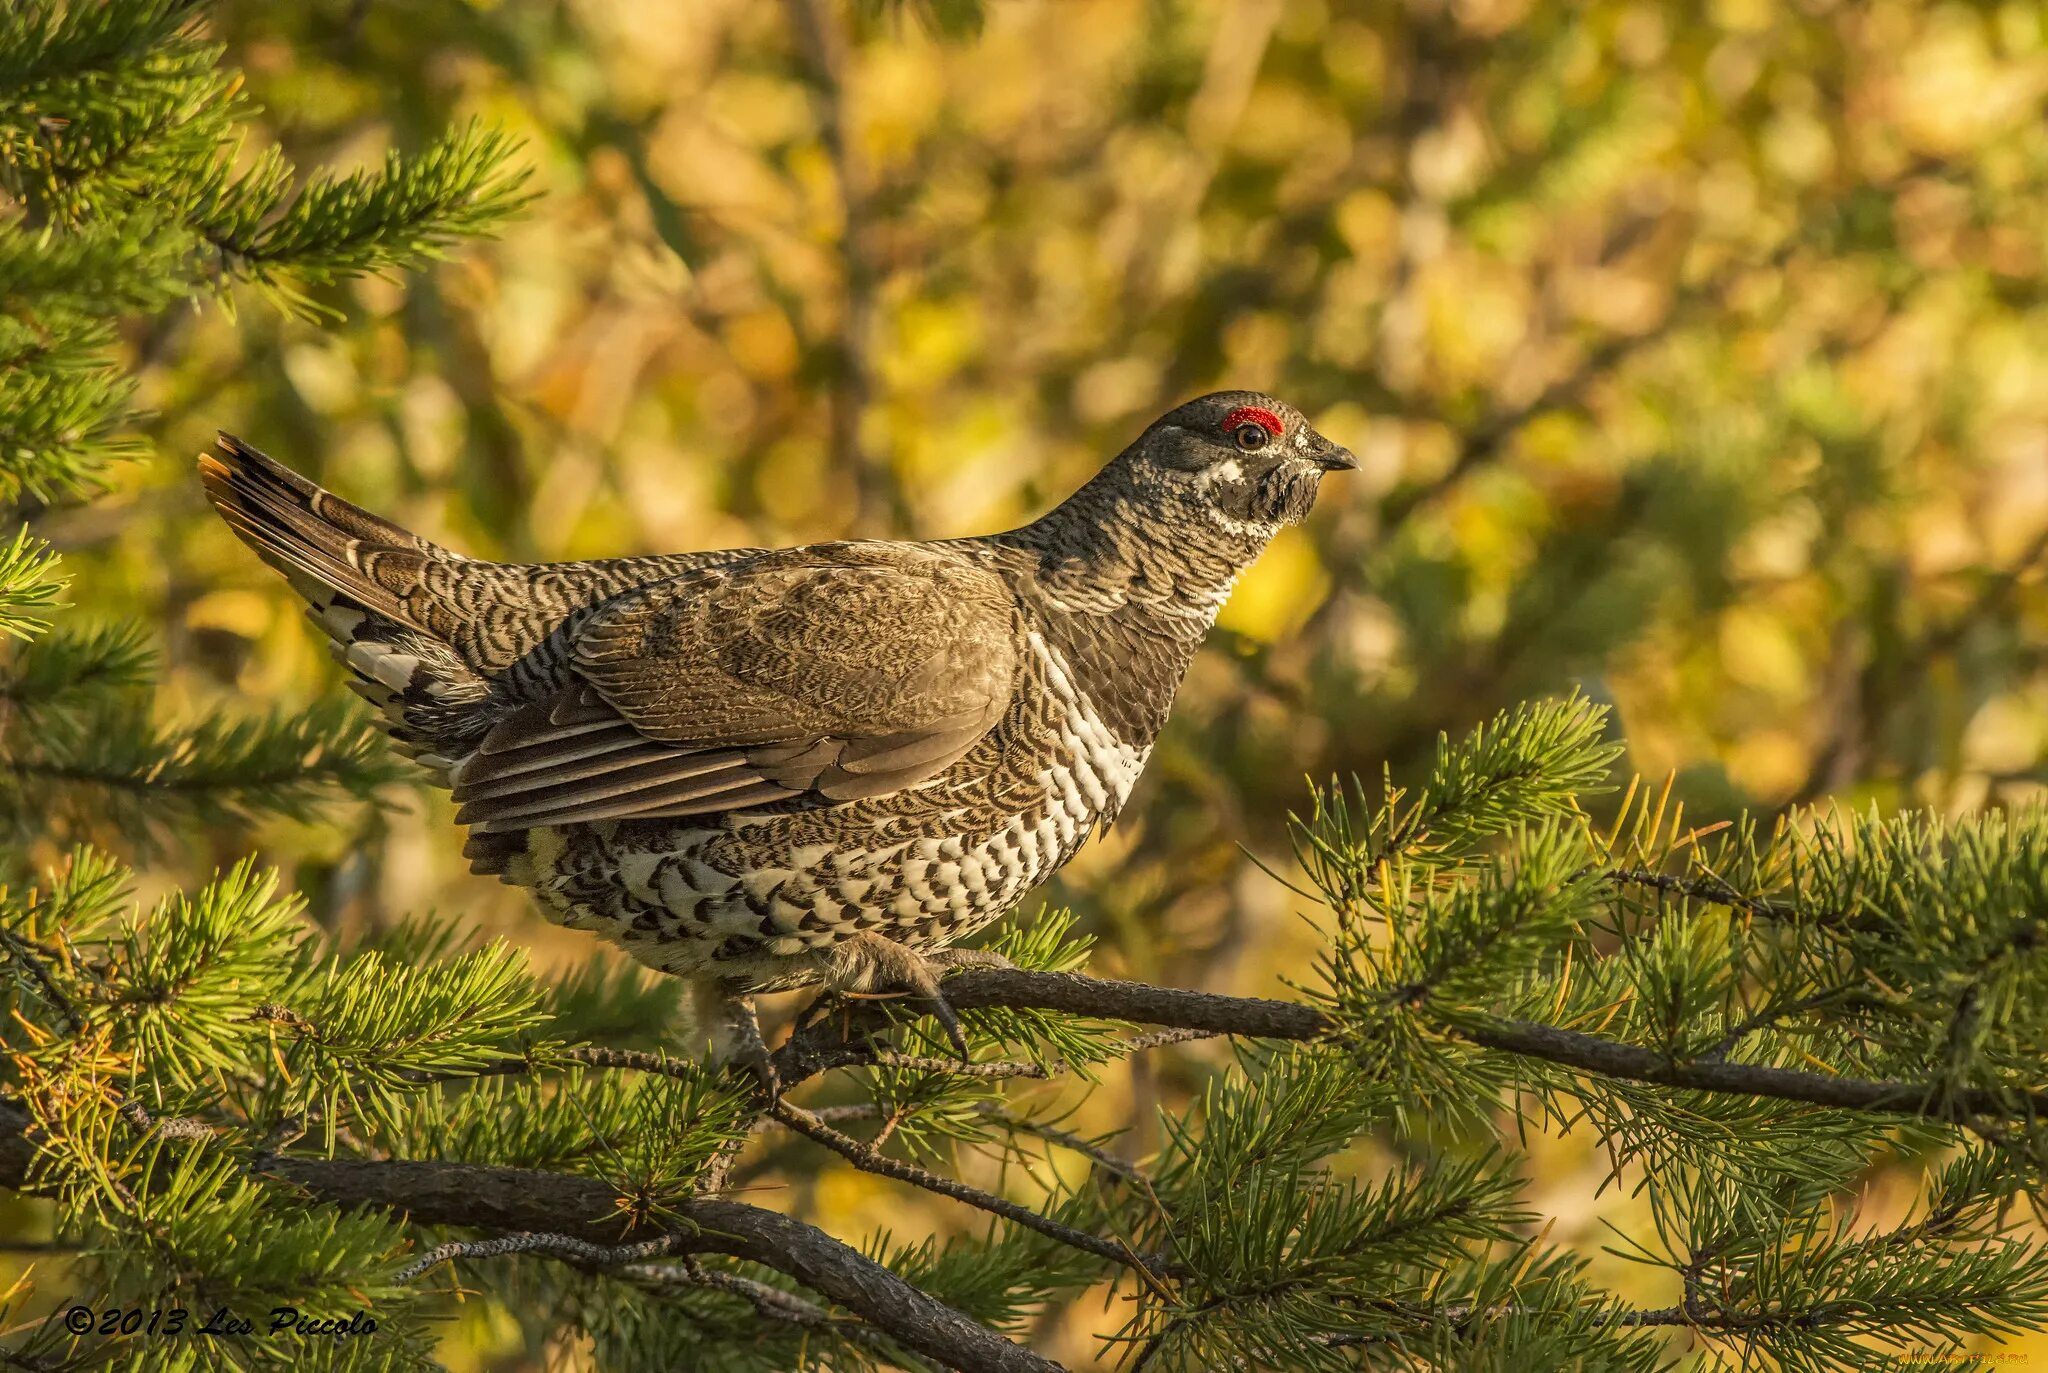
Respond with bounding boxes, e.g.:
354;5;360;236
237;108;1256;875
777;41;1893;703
450;544;1019;831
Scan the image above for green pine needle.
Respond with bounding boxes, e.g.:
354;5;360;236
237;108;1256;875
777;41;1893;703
0;527;66;640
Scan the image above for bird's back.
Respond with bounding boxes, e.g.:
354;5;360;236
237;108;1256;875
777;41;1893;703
202;434;762;762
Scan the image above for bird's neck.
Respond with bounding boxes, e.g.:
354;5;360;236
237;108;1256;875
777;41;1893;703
968;472;1275;755
994;467;1275;635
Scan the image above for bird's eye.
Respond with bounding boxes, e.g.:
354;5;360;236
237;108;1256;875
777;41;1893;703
1232;422;1271;452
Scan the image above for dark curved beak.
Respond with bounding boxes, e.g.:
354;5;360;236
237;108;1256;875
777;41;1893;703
1310;439;1357;472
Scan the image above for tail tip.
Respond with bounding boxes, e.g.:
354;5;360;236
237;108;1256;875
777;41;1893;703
209;431;260;464
199;432;322;503
200;431;251;477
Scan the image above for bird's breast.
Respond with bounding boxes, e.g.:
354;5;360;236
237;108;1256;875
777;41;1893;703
1022;629;1151;826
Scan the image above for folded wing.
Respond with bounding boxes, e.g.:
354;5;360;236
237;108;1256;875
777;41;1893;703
451;544;1019;832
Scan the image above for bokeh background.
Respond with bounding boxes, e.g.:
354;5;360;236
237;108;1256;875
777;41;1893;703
28;0;2048;1365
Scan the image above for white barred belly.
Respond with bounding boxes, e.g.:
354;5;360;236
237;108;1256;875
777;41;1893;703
502;633;1150;991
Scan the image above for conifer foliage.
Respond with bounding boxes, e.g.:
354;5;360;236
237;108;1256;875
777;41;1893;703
0;0;521;848
0;545;401;847
1;0;526;502
3;693;2046;1370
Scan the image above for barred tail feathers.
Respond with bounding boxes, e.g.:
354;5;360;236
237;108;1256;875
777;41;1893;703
200;434;489;775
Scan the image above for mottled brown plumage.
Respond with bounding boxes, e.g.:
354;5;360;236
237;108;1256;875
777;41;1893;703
452;545;1021;832
200;392;1354;1070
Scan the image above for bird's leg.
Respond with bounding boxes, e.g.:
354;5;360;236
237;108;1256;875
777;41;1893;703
826;932;1013;1062
721;992;780;1100
686;978;780;1100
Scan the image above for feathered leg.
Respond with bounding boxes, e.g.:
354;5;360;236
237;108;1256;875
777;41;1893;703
684;976;780;1098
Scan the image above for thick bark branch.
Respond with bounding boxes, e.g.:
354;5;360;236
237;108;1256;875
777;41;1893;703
277;1156;1063;1373
0;1103;1056;1373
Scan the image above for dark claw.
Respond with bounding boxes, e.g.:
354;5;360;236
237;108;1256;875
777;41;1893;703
746;1052;783;1103
826;932;981;1064
927;987;972;1063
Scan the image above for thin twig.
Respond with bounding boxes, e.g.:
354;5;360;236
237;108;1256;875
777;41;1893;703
397;1043;713;1088
868;1028;1218;1082
243;1003;317;1035
623;1257;851;1330
773;970;1319;1089
1604;866;1795;920
975;1106;1153;1188
397;1230;679;1282
0;929;80;1034
115;1099;215;1141
868;1052;1057;1080
771;1099;1141;1271
1697;985;1864;1064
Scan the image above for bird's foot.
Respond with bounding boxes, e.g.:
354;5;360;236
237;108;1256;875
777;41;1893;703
826;934;1013;1062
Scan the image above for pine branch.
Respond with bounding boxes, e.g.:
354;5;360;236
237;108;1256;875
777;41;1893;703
775;966;2048;1138
396;1229;680;1282
0;629;2039;1372
428;1043;714;1088
402;1231;899;1347
0;359;143;501
0;1092;1055;1372
0;620;153;707
194;121;532;299
6;907;2044;1366
0;0;202;94
1606;864;1795;920
773;969;1321;1087
620;1258;884;1342
0;217;197;317
1450;1016;2048;1135
972;1106;1155;1188
0;694;404;844
268;1150;1062;1373
0;2;528;501
0;925;81;1033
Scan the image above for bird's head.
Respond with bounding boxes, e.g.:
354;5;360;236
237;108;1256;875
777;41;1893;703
1112;390;1356;536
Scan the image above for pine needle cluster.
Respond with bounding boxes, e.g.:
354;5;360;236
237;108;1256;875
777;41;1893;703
1;0;526;503
0;0;523;853
0;552;402;847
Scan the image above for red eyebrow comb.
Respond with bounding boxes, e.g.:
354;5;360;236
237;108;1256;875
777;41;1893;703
1222;405;1283;436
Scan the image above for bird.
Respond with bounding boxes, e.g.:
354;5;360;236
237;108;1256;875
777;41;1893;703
199;391;1355;1082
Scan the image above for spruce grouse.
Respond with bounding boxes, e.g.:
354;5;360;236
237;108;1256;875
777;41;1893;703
201;391;1354;1072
